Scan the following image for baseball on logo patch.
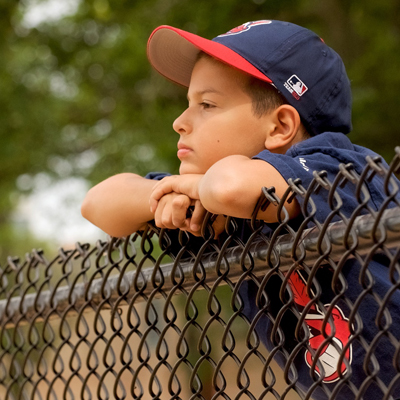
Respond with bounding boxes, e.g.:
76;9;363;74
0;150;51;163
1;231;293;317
284;75;308;100
218;20;272;37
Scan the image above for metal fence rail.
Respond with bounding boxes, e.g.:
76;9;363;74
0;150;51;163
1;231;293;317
1;148;400;399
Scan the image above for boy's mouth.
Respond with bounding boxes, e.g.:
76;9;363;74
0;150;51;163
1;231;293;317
177;143;193;159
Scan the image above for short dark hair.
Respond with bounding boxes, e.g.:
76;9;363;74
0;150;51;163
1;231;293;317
242;76;287;118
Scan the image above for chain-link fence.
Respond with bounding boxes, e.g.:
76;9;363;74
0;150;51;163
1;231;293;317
1;149;400;399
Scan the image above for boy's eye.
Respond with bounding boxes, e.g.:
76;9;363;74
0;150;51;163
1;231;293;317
200;102;214;109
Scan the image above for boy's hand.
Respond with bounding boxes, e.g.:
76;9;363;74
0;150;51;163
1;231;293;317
150;174;225;238
149;174;203;214
154;192;206;235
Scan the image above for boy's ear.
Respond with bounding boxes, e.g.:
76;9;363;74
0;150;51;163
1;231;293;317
264;105;303;152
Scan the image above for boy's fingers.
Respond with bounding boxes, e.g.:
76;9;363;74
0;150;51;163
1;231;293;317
154;196;174;229
149;198;158;214
153;192;206;234
150;175;202;213
154;176;175;195
171;195;191;228
149;190;164;213
190;200;206;232
153;200;165;228
149;178;174;212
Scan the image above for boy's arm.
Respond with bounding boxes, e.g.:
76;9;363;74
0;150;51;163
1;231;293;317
81;173;157;237
199;155;300;221
81;173;208;237
150;155;301;221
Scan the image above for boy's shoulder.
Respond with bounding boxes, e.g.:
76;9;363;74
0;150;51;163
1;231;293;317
255;132;365;174
288;131;361;157
266;131;379;171
254;131;393;218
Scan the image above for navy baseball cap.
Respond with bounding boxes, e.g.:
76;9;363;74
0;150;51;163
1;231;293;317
147;20;352;136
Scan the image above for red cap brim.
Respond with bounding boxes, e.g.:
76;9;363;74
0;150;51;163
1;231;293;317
147;25;272;87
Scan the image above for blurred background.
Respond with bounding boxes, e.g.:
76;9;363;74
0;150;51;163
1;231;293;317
1;0;399;262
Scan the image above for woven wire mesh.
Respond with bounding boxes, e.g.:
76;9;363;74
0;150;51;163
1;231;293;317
1;149;400;399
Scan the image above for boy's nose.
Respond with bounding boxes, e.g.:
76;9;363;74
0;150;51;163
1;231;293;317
173;109;192;135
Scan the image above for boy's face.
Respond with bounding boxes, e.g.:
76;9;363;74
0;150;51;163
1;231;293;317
173;57;274;174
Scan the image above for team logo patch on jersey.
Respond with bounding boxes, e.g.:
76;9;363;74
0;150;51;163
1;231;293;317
284;75;308;100
218;20;272;37
287;271;353;383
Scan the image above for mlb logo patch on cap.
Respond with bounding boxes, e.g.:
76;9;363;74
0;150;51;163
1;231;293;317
284;75;308;100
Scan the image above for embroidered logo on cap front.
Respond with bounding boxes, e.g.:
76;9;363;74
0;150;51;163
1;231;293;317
218;20;272;37
284;75;308;100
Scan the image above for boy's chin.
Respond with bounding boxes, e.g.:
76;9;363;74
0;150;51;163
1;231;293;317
179;163;206;175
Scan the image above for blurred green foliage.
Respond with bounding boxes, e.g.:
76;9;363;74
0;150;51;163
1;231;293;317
0;0;399;260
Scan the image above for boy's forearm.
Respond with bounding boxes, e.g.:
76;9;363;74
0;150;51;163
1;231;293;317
198;155;300;221
198;161;258;219
81;173;157;237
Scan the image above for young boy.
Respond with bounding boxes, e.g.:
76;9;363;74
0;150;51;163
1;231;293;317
82;20;355;235
82;20;400;399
